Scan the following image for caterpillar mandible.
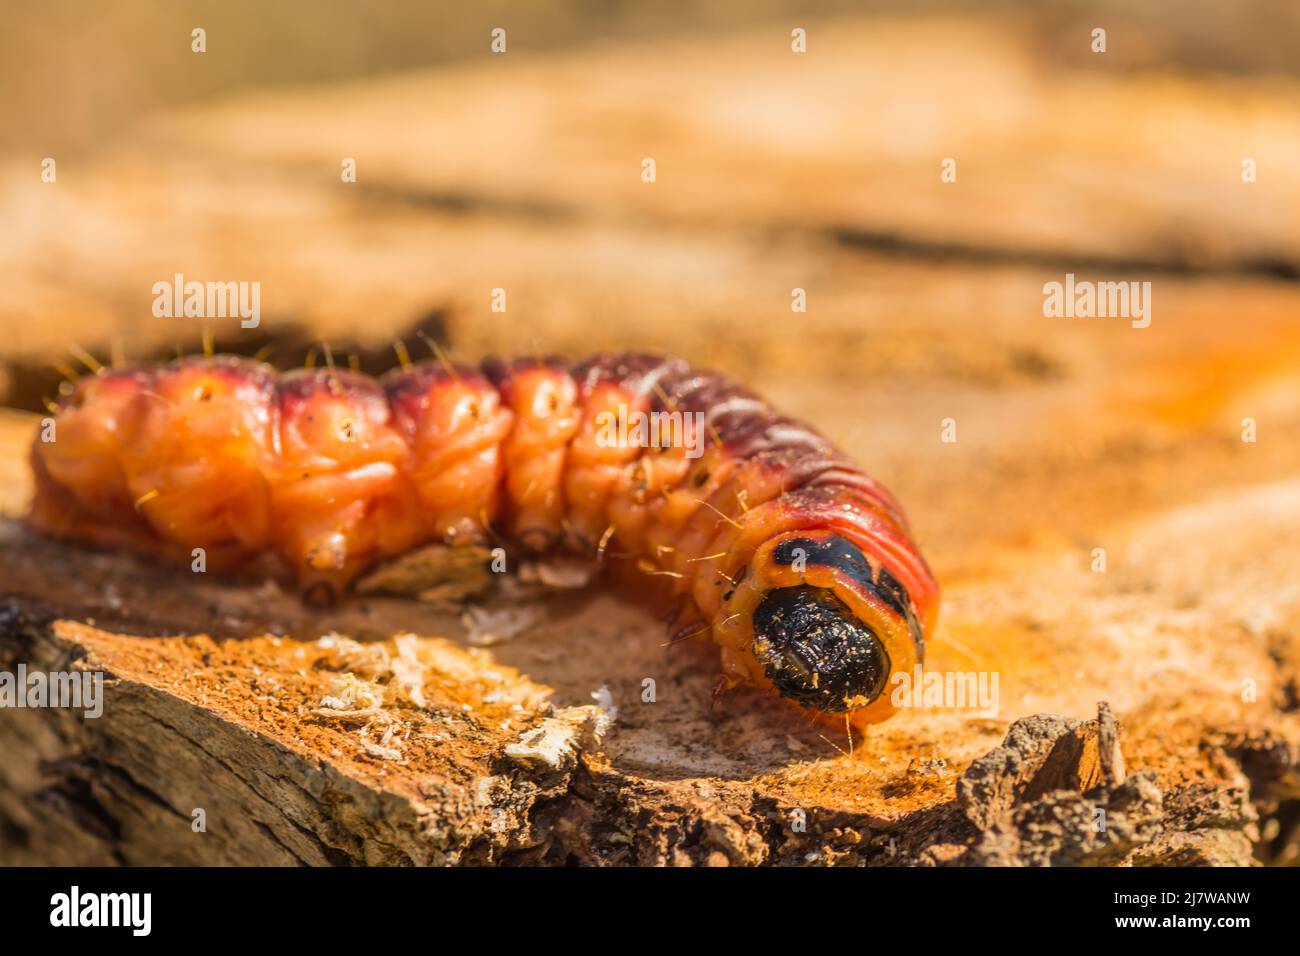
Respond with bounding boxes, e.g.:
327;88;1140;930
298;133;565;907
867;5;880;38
27;351;939;730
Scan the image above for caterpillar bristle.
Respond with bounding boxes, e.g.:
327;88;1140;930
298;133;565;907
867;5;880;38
651;381;679;413
685;551;728;563
51;360;80;384
68;343;104;375
636;558;685;579
321;342;342;395
416;331;461;382
693;497;743;530
133;488;160;512
595;524;616;563
664;620;710;647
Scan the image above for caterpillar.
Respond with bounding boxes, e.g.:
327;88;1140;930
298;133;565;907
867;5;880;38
27;351;938;730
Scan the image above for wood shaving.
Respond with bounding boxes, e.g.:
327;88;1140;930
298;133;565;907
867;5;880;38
461;604;544;646
504;704;610;771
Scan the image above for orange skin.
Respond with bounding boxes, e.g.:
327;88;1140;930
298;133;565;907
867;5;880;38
491;365;582;549
120;361;277;556
385;366;514;547
29;353;938;732
270;369;420;597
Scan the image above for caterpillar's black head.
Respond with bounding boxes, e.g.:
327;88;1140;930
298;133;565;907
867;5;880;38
751;585;891;713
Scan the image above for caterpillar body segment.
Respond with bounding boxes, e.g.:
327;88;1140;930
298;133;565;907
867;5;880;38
383;361;513;550
29;351;939;730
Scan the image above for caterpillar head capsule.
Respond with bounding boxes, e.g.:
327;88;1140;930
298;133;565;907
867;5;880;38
730;529;932;726
751;585;890;713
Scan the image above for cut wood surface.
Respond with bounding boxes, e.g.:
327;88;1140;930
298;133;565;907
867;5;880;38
2;13;1299;866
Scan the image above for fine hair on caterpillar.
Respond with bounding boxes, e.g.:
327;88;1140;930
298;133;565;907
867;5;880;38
29;350;939;732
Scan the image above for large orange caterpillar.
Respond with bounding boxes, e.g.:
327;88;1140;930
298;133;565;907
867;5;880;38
28;352;938;729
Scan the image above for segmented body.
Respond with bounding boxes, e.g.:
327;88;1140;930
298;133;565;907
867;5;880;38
29;352;938;727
